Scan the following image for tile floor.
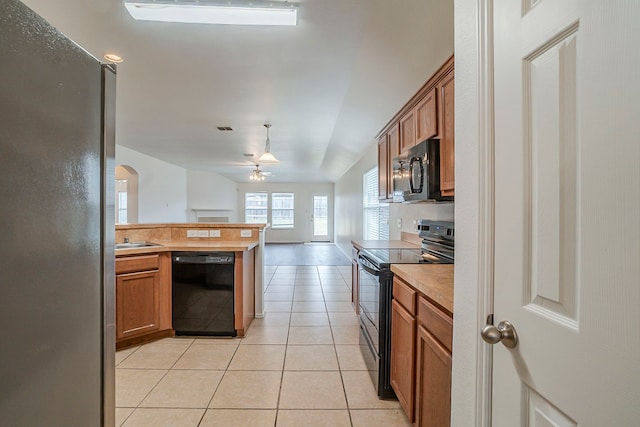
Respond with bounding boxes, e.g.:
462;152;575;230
116;265;411;427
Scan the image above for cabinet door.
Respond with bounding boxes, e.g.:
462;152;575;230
378;135;388;200
399;110;416;153
439;69;455;195
415;324;452;427
387;124;400;198
116;270;160;340
415;88;438;142
391;300;416;421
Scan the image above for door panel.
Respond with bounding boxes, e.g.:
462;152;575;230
492;1;640;425
311;194;330;241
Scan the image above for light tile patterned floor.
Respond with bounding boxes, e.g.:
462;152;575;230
116;265;411;427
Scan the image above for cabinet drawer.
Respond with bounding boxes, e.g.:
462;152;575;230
116;254;160;275
393;277;416;315
417;296;452;352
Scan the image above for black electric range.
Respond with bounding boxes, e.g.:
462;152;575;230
358;220;454;399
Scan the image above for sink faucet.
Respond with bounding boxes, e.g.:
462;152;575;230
123;237;129;243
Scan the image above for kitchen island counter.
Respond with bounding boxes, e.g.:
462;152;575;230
114;240;258;256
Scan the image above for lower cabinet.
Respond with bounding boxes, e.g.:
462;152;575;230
415;324;452;427
115;252;172;348
391;299;416;421
390;276;453;426
116;269;160;339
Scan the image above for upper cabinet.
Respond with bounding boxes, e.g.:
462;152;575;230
378;124;400;201
376;55;455;201
438;67;455;196
378;133;389;200
415;87;438;142
399;110;416;153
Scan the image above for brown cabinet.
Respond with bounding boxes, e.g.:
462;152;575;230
116;252;172;348
375;55;454;202
415;325;452;427
399;110;416;153
378;134;389;200
438;67;455;196
234;249;256;337
390;278;417;421
378;124;400;201
116;269;160;340
414;295;452;427
390;276;453;426
415;87;438;142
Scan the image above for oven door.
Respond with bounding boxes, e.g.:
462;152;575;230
357;252;396;399
358;253;380;347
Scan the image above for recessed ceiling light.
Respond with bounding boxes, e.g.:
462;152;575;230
104;53;123;63
124;1;298;26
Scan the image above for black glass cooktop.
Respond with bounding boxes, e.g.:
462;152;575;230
361;248;453;267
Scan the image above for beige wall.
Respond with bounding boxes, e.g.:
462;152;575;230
334;143;378;257
237;182;334;243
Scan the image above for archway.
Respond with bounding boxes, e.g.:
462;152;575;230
115;165;139;224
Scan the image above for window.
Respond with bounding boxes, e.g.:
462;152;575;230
363;167;389;240
272;193;294;229
245;192;268;223
115;179;128;224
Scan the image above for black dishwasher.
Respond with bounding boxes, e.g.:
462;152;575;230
172;252;236;336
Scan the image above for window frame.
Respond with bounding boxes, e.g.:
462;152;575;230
271;192;295;229
363;167;389;240
245;192;269;224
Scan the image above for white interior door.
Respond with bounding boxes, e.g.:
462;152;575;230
491;1;640;425
311;194;330;241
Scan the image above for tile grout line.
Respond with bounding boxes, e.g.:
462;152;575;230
273;264;294;427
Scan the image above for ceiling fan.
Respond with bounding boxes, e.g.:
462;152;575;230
249;164;272;181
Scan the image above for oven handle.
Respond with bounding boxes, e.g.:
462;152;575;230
358;254;380;276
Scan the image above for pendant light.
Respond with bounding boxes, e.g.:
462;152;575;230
257;124;280;164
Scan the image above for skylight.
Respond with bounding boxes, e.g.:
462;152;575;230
124;1;298;26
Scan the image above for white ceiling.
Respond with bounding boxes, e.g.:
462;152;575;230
21;0;453;183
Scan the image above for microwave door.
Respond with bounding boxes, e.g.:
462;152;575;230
409;156;424;193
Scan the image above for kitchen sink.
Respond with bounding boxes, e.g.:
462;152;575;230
115;241;161;250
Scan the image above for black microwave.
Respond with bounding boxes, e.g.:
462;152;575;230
392;139;453;202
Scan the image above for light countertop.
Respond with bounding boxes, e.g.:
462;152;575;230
116;223;268;230
115;240;259;256
390;264;454;314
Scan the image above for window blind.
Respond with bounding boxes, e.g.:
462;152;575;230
363;167;389;240
245;192;268;223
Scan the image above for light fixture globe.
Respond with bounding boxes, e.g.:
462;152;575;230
249;164;267;181
257;124;280;164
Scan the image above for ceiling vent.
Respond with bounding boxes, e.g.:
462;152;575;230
217;126;233;131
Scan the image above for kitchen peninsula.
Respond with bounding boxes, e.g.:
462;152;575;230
114;223;267;349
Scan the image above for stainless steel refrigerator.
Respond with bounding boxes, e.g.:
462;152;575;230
0;0;116;425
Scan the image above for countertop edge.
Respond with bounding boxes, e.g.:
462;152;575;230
115;240;259;256
116;223;268;230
